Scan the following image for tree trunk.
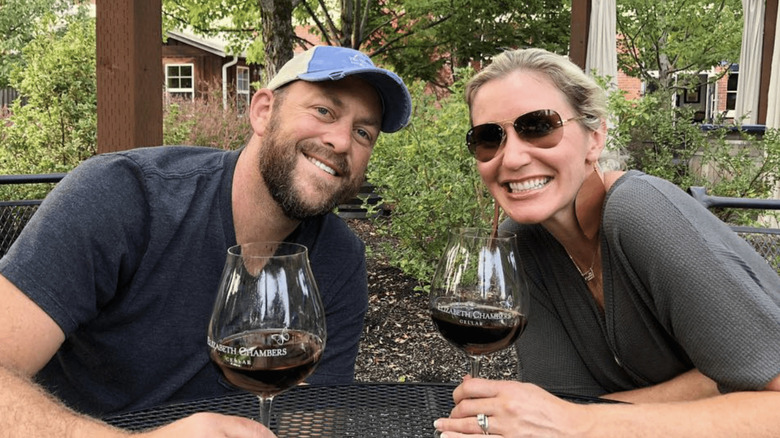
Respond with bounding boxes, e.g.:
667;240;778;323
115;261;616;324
341;0;355;48
258;0;296;81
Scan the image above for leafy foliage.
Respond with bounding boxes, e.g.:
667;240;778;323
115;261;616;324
616;0;742;93
607;88;707;188
365;0;570;86
162;0;289;78
366;74;493;285
0;11;96;200
0;0;72;88
695;127;780;226
0;15;249;201
162;0;571;87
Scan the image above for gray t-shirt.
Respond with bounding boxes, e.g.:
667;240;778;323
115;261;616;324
0;146;368;416
502;171;780;396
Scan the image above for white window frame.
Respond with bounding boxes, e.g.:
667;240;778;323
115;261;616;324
237;66;251;111
165;63;195;100
725;67;738;119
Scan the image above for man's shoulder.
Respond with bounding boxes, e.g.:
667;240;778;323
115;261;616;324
109;146;234;175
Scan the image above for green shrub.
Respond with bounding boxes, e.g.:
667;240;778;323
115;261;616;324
696;127;780;226
0;12;96;200
366;76;493;287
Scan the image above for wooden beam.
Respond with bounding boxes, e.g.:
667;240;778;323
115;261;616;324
570;0;591;70
758;0;778;125
96;0;163;153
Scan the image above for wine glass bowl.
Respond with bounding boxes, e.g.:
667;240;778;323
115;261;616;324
429;228;528;377
207;241;326;428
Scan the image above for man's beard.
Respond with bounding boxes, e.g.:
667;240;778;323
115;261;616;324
259;120;365;221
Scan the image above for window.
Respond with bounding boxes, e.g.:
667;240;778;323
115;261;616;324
166;64;194;100
237;66;250;112
726;70;738;112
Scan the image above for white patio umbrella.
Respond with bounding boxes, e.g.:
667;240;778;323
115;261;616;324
766;3;780;129
734;0;766;125
584;0;622;169
584;0;618;90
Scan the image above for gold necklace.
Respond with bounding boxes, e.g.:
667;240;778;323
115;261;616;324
565;244;599;282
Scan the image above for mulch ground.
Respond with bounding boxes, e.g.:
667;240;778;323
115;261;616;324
346;218;519;383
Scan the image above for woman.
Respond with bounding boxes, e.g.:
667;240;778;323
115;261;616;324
433;48;780;437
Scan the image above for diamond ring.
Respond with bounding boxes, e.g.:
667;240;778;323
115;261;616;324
476;413;489;435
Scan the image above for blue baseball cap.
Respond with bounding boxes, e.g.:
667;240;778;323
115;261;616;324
266;45;412;133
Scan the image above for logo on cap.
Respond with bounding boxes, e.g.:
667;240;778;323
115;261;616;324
349;54;373;68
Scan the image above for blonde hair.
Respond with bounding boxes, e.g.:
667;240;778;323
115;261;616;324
464;48;607;132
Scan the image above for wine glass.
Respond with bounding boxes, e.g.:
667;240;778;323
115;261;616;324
429;227;529;378
207;242;327;429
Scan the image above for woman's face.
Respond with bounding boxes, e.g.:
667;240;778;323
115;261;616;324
471;70;604;227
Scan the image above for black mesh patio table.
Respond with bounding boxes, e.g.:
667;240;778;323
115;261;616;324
104;383;453;436
103;382;613;437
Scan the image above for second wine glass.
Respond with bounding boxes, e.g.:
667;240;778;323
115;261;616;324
429;228;529;377
207;241;327;430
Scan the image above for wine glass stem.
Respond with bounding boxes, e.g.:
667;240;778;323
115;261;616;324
257;395;274;428
469;356;482;378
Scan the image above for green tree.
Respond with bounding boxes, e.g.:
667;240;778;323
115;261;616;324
162;0;291;79
609;0;749;197
363;0;570;87
0;0;72;88
616;0;742;94
161;0;570;86
0;11;96;178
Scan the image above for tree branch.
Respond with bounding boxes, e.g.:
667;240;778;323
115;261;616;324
162;10;258;34
367;12;453;57
300;1;332;45
317;0;341;42
357;0;372;45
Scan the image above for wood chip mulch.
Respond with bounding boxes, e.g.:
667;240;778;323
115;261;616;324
346;219;519;384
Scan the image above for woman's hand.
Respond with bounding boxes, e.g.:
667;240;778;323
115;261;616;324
433;377;592;437
139;412;275;438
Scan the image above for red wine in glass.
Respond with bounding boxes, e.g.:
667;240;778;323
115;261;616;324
430;303;526;356
429;228;529;377
208;242;327;429
209;329;324;397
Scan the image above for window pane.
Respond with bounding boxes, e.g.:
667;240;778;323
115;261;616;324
726;93;737;110
237;67;250;92
727;73;738;91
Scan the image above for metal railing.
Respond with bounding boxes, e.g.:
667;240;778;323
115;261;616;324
688;186;780;273
0;174;66;258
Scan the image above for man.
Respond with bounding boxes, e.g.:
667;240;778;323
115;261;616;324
0;45;412;437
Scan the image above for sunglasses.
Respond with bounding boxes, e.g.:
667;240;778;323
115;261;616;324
466;109;586;162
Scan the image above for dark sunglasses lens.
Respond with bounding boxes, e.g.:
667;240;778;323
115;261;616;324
467;124;504;161
514;110;563;141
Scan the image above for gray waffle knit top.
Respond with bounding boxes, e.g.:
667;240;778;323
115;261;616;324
501;170;780;396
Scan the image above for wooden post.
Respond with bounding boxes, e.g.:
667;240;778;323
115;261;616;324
570;0;591;70
96;0;163;153
758;0;778;125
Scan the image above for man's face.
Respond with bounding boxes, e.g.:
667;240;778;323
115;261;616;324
259;77;382;221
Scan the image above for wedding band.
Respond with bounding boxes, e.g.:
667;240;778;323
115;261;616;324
476;413;489;435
